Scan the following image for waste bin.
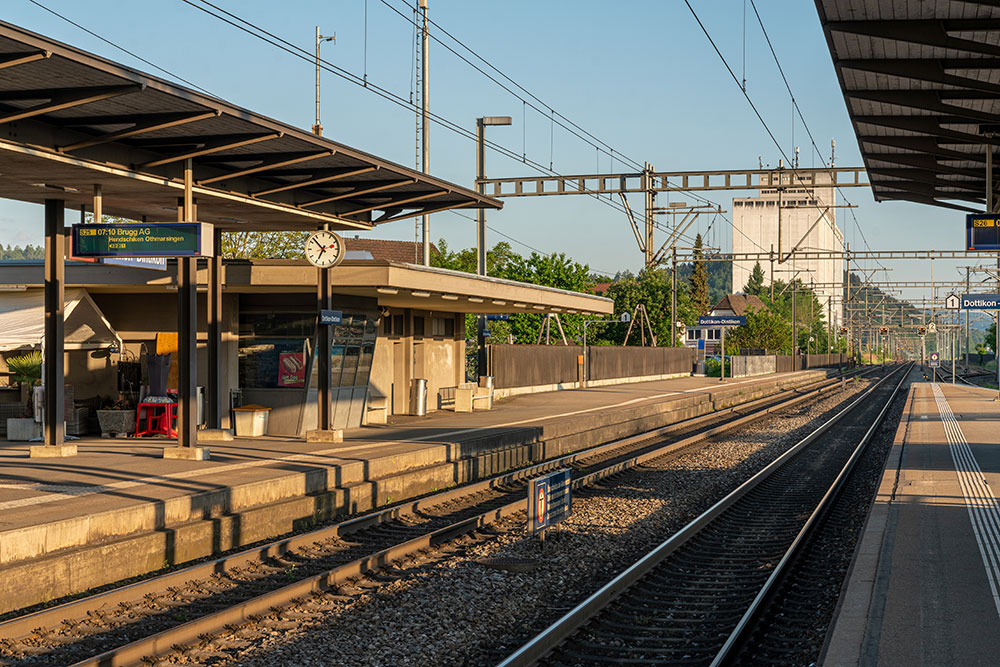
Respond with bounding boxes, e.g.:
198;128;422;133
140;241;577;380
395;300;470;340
233;404;270;436
409;378;427;416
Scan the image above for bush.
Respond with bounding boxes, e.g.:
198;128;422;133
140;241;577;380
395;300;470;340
705;357;731;378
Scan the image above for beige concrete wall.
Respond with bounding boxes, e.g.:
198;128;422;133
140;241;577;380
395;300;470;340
65;350;117;400
375;308;464;415
370;337;393;404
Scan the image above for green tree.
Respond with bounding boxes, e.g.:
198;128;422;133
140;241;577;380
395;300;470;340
744;261;765;296
431;239;517;278
506;251;592;344
727;304;790;351
601;268;680;346
987;321;996;353
689;233;710;316
221;231;307;259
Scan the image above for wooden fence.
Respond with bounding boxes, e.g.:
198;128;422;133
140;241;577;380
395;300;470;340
488;344;695;389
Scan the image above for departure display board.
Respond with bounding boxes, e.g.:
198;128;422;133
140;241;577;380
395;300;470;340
967;214;1000;250
71;223;213;257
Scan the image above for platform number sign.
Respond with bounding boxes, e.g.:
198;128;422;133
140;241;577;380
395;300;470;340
929;352;940;368
528;469;571;539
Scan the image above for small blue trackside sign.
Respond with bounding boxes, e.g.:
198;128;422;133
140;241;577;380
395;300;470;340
528;469;571;535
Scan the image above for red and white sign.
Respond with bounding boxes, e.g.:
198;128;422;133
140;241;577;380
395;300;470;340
535;484;548;527
278;352;306;387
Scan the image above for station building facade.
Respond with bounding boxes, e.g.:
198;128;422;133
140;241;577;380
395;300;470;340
0;254;611;436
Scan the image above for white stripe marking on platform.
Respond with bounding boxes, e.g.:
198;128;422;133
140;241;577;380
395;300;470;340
931;383;1000;619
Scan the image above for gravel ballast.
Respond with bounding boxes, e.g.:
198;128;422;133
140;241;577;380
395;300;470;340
184;377;880;667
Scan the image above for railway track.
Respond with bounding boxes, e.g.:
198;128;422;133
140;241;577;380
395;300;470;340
0;368;870;667
933;365;988;386
498;363;909;667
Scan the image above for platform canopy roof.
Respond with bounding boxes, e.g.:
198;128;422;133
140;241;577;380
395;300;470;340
0;20;500;231
816;0;1000;212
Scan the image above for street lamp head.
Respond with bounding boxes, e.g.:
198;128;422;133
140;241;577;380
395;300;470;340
480;116;513;126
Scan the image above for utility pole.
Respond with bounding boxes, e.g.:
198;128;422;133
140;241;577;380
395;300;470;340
966;266;971;370
475;116;511;379
313;27;335;136
419;0;430;265
312;26;335;433
769;244;775;301
643;163;656;268
671;246;678;347
792;278;797;359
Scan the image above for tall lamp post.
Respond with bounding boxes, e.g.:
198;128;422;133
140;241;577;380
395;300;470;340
475;115;512;381
313;27;335;136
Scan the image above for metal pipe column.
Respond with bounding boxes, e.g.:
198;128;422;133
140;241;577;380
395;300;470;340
318;265;332;429
419;0;430;265
43;199;65;448
476;118;487;376
671;247;678;347
176;159;198;449
207;228;223;429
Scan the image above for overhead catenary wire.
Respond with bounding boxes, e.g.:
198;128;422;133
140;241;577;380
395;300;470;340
176;0;644;220
378;0;729;235
26;0;216;95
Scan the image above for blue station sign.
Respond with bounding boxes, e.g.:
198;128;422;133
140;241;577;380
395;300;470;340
319;309;343;325
961;294;1000;310
528;469;572;536
698;316;747;327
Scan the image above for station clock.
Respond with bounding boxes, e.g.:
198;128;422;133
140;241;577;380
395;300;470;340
304;230;346;269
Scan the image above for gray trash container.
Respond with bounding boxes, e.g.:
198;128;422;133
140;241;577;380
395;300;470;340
409;378;427;416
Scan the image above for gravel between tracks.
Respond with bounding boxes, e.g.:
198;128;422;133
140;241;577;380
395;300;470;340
174;377;877;667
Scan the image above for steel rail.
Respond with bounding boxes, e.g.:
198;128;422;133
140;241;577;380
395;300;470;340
0;370;853;643
710;364;910;665
496;364;905;667
2;369;863;667
934;367;979;387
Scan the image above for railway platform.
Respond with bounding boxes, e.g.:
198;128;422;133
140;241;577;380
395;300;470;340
825;381;1000;666
0;369;827;614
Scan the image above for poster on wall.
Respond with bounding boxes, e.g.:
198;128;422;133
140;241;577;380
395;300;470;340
278;352;306;387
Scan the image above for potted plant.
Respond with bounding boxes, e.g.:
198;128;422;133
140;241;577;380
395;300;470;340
6;350;42;441
96;397;136;438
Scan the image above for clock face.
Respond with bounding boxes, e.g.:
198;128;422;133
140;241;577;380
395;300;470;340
305;230;345;268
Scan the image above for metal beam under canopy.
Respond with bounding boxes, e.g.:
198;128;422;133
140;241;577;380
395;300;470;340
0;20;500;231
816;0;1000;211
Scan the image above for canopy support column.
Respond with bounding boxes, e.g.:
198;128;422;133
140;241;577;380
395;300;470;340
316;265;333;431
207;228;223;429
30;199;75;457
165;159;209;459
306;262;341;443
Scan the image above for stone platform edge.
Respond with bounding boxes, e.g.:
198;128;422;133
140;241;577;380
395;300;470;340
0;371;827;614
819;381;917;665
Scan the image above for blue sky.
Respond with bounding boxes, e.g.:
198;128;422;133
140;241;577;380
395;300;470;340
0;0;977;296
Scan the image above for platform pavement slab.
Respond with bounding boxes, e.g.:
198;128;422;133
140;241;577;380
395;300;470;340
0;369;822;527
0;370;830;612
824;382;1000;666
